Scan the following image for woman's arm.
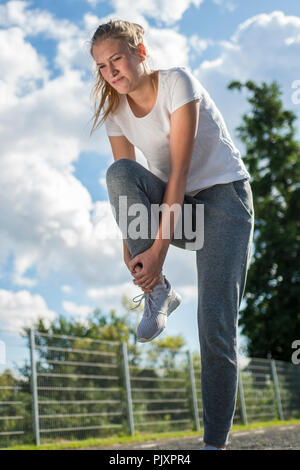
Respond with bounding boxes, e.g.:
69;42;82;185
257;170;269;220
152;99;201;256
129;99;200;290
123;238;131;260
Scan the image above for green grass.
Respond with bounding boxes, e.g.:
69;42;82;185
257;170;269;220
3;419;300;450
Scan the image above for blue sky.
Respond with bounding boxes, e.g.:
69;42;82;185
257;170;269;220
1;0;300;374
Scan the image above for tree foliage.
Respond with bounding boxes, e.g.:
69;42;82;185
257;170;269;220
228;79;300;360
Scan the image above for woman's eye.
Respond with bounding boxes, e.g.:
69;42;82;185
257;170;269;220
98;57;121;70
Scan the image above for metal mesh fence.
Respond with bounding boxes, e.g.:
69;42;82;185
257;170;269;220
191;355;203;427
0;330;31;447
275;359;300;420
239;357;277;423
33;331;124;443
0;328;300;447
130;343;194;434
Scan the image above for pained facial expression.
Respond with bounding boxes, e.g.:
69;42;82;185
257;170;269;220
92;38;144;94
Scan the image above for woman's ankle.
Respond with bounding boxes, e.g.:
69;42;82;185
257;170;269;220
204;443;226;450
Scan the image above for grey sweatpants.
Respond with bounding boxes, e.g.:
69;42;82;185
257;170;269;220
106;158;254;447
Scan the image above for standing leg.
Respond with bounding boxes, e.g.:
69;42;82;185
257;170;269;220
195;179;254;448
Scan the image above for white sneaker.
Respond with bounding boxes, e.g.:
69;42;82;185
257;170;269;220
130;275;182;342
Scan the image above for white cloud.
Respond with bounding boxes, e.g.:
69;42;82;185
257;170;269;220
145;27;191;69
0;0;95;73
177;285;198;300
189;36;214;56
201;56;223;69
0;0;78;39
212;0;237;13
0;289;57;333
0;27;49;103
116;0;203;26
85;0;99;8
0;148;126;287
62;300;93;319
83;0;204;25
87;280;143;300
191;10;300;143
61;285;73;294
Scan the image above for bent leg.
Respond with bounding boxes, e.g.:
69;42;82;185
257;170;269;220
106;158;200;259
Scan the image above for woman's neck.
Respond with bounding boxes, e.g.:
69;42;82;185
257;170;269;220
127;70;158;108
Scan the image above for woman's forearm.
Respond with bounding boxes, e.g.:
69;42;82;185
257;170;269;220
123;239;130;258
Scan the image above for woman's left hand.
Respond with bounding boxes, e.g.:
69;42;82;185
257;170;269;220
129;245;165;292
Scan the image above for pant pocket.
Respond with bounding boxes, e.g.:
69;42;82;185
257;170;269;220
231;179;254;219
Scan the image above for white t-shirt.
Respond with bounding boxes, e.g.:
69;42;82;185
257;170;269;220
104;66;250;196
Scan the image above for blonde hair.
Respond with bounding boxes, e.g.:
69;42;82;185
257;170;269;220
89;19;154;137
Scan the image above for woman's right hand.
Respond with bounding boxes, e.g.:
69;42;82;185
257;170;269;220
124;255;152;293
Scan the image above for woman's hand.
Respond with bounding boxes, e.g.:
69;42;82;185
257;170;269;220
124;249;152;293
129;245;166;293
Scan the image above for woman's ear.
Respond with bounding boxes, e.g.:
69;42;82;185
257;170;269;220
138;43;146;56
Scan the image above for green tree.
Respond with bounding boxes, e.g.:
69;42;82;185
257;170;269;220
19;293;144;373
0;369;32;446
228;79;300;361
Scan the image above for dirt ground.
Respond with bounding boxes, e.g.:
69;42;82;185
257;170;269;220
79;423;300;450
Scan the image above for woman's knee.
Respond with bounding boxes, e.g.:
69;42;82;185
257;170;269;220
106;158;136;187
202;332;237;364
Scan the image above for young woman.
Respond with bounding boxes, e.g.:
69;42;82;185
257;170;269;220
89;20;254;450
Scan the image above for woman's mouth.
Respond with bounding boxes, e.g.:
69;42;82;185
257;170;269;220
113;77;123;84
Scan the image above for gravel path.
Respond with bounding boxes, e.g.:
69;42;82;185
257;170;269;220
81;423;300;450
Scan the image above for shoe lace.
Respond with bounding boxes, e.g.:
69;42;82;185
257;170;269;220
130;292;157;319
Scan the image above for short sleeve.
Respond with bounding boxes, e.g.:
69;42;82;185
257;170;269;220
104;112;124;136
170;67;203;114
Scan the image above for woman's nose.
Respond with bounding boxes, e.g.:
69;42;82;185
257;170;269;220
109;62;118;74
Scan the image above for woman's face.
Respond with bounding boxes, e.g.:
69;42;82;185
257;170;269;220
92;38;144;94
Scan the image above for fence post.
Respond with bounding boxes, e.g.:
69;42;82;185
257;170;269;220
187;350;200;431
29;328;40;446
238;366;247;425
270;359;284;421
121;342;135;436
